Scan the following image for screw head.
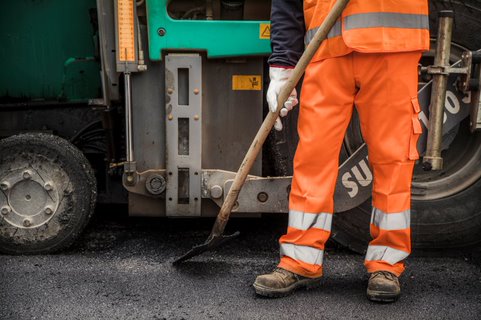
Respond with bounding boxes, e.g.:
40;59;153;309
194;115;199;121
257;192;268;203
44;207;53;215
0;182;9;191
126;175;134;183
23;170;32;180
44;183;53;191
146;175;166;195
1;206;10;215
167;88;174;94
210;185;223;199
157;28;166;36
23;219;31;227
232;201;240;211
193;88;200;95
168;114;174;121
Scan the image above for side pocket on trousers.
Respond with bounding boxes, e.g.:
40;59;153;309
409;97;423;160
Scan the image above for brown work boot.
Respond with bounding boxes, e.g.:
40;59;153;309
253;267;322;298
367;271;401;303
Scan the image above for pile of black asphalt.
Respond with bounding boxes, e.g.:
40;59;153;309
1;206;480;320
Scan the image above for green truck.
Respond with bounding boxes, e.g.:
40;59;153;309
0;0;480;255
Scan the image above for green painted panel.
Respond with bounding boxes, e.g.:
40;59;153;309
146;0;272;60
0;0;101;102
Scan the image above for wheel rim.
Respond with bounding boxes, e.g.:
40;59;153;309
0;168;60;229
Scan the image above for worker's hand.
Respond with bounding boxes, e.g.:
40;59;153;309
267;67;299;131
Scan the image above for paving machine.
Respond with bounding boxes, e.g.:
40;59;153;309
0;0;481;254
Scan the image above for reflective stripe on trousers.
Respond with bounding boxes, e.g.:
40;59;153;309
370;207;410;231
280;243;324;266
288;210;333;231
365;245;410;265
304;12;429;45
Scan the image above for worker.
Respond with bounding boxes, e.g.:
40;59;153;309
253;0;430;302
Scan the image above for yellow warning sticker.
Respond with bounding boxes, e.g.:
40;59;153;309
259;23;271;40
232;75;262;91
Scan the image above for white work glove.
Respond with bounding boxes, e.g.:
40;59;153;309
267;66;299;131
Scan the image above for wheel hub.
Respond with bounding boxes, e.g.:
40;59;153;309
0;168;59;228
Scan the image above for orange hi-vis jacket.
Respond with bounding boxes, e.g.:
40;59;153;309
304;0;430;62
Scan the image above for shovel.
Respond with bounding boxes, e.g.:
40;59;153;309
173;0;350;265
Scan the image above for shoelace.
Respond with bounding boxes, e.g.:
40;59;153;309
274;268;301;281
274;267;291;276
372;271;395;281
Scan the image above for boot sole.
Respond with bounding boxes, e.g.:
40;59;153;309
366;289;400;303
253;278;322;298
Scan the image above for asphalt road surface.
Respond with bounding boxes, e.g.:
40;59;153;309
1;207;480;320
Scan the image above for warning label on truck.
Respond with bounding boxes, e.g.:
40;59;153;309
232;75;262;91
259;23;271;40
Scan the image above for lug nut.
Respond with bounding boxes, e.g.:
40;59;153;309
44;207;53;215
0;182;9;191
1;206;10;215
23;170;32;180
44;183;53;191
23;219;31;227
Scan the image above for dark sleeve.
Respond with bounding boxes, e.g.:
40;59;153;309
267;0;305;67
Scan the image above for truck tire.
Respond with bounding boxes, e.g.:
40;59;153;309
0;133;96;254
268;0;481;253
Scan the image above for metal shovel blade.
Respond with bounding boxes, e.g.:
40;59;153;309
172;231;240;265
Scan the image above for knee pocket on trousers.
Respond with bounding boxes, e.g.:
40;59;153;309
409;97;423;160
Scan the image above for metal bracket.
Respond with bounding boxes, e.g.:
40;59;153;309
470;63;481;132
458;51;475;93
426;65;450;76
452;50;481;132
224;177;291;213
201;170;290;213
427;65;470;75
165;54;202;216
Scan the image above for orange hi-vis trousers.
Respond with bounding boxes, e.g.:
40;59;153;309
278;51;423;278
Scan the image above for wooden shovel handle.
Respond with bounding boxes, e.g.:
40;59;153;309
211;0;351;237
